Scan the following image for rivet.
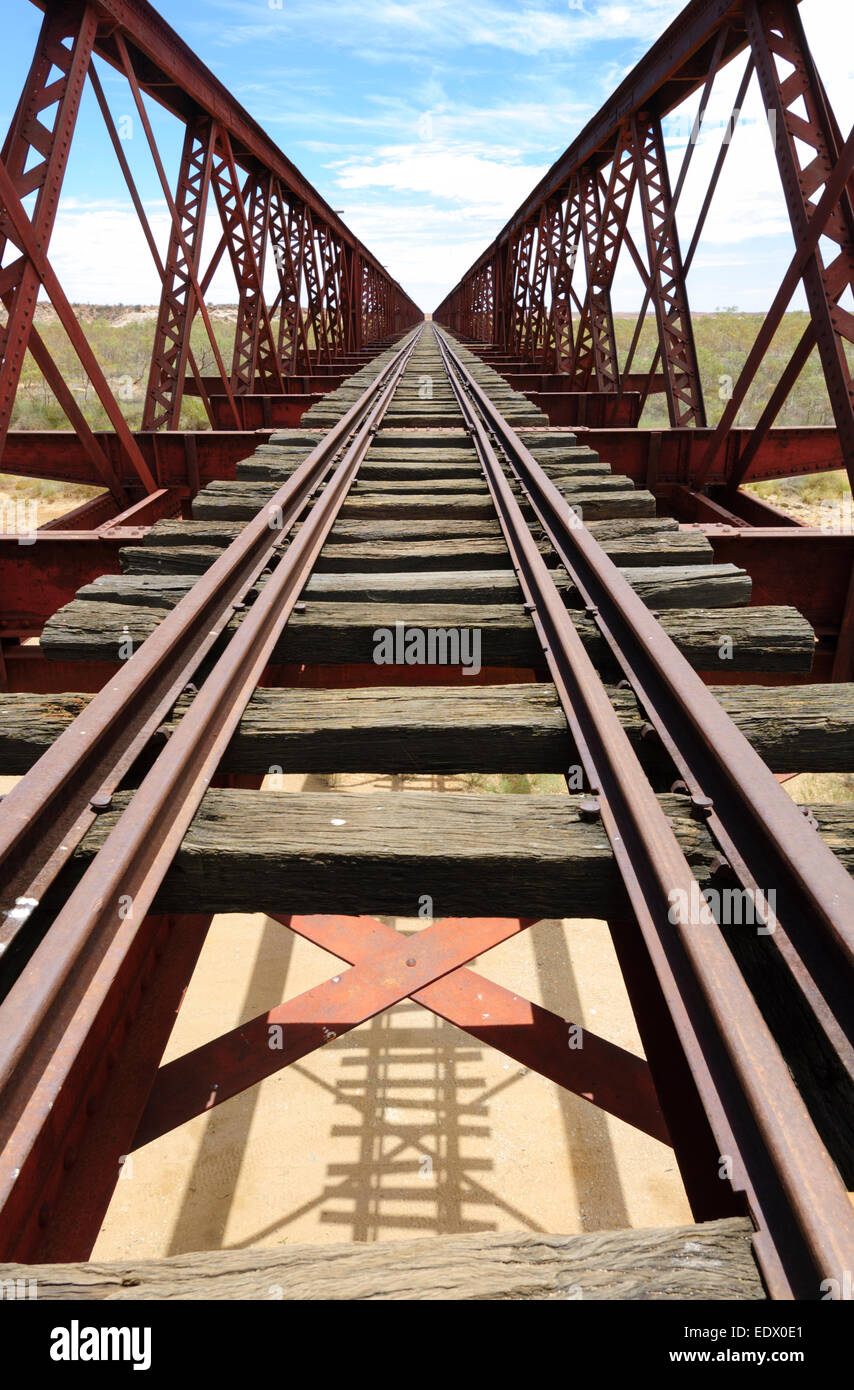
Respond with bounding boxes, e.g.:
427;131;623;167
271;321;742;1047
406;957;416;967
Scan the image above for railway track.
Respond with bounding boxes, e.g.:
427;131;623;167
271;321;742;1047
0;323;853;1299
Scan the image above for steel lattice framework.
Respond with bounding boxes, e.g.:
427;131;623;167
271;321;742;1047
3;0;854;1300
3;0;854;677
0;0;420;481
435;0;854;482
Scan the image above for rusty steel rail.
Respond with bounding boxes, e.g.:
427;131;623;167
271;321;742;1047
0;313;852;1291
433;324;854;1301
0;326;423;1252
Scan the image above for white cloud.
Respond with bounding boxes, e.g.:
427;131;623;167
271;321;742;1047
207;0;686;59
31;202;255;305
10;0;852;317
335;146;548;206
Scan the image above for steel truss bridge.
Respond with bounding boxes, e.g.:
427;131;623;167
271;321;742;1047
0;0;853;1304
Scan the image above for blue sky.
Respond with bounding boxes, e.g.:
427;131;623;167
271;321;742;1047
1;0;851;312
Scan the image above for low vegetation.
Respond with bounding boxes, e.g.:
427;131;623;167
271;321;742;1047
0;304;849;528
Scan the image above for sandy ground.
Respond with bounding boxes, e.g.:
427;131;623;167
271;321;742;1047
0;481;104;530
77;771;692;1260
5;760;844;1259
92;917;689;1258
0;765;692;1255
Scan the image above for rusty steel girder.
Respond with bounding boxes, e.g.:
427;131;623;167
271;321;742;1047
632;113;706;427
0;0;420;476
143;118;216;430
435;0;852;475
743;0;854;478
571;129;638;392
0;1;98;458
437;0;852;488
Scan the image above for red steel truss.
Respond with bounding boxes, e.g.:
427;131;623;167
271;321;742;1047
435;0;853;487
3;0;854;674
3;0;854;1286
0;0;420;497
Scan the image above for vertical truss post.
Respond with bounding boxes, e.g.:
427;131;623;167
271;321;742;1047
0;1;98;458
238;170;283;390
381;275;391;339
143;118;216;430
484;261;495;342
472;262;493;342
209;139;283;394
745;0;854;478
633;112;706;426
318;227;345;359
301;211;329;365
492;244;508;351
521;205;552;361
502;239;519;353
344;243;361;354
571;167;618;388
508;221;535;359
536;192;572;370
364;261;372;346
269;189;311;375
550;180;582;372
571;130;637;391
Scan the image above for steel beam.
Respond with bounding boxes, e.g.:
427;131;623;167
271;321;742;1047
633;113;706;426
0;2;98;458
571;131;637;391
142;118;217;430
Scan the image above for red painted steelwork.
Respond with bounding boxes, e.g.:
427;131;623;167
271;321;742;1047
436;0;854;492
133;913;668;1151
0;0;420;494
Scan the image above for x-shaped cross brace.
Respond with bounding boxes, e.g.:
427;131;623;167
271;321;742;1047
133;913;669;1150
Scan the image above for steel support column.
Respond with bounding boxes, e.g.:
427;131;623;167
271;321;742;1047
633;113;706;426
209;139;283;395
142;119;216;430
0;1;97;456
745;0;854;481
571;131;637;391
